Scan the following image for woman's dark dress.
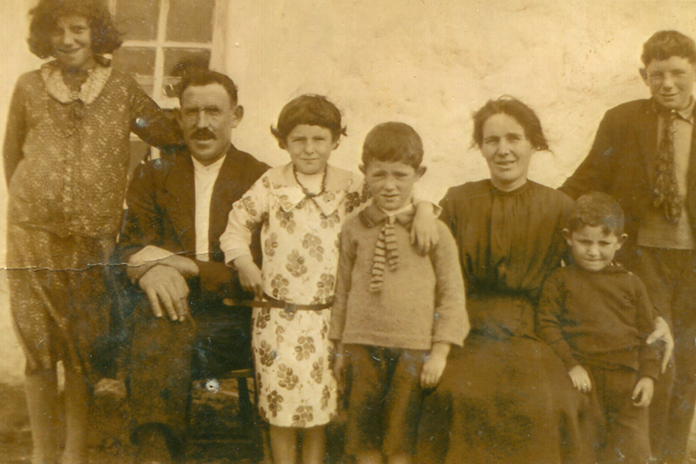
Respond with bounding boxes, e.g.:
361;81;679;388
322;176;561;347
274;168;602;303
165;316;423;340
416;180;589;464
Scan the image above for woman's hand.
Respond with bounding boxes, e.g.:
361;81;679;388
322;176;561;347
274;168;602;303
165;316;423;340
568;365;592;394
411;202;440;255
421;342;450;388
233;255;264;298
646;316;674;373
632;377;654;407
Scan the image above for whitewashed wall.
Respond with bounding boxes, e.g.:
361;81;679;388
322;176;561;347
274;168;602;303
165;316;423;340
1;0;695;384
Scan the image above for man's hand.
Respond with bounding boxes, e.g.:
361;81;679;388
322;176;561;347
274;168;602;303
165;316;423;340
138;264;190;321
159;254;199;279
411;202;440;255
420;342;450;388
632;377;655;407
233;255;264;298
127;245;199;283
647;316;674;373
568;365;592;394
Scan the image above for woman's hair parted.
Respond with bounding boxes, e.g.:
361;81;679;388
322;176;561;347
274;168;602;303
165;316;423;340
472;96;549;151
271;95;347;148
28;0;123;59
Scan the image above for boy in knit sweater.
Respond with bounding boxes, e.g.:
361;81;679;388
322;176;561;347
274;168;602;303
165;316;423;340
330;122;468;464
537;192;661;464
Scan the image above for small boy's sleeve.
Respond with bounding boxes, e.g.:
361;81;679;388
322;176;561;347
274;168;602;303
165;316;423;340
430;222;468;346
329;221;358;341
633;274;661;380
536;270;580;370
220;174;270;266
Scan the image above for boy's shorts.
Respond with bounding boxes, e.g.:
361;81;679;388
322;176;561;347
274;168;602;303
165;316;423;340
343;344;427;458
585;364;651;463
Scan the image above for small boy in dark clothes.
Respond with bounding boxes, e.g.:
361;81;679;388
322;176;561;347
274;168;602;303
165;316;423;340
537;191;661;464
330;122;468;464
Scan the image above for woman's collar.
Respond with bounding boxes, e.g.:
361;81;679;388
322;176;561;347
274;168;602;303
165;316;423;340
41;60;112;104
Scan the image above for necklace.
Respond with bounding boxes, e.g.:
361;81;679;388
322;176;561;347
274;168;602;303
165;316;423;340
293;165;327;198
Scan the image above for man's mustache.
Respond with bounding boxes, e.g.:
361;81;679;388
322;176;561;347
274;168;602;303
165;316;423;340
191;128;216;139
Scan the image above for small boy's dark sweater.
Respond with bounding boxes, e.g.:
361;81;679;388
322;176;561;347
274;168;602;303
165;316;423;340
537;263;661;380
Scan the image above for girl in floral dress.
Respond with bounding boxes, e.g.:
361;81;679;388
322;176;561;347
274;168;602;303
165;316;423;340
4;1;180;463
221;95;436;464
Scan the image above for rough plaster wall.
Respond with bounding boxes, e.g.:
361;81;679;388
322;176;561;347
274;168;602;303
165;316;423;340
226;0;696;196
0;0;42;386
0;0;695;384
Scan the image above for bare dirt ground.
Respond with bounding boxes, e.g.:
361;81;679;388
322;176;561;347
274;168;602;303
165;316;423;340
0;379;347;464
2;376;696;463
0;379;262;464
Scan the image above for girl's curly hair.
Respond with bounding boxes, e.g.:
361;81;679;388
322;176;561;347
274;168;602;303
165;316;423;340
28;0;122;59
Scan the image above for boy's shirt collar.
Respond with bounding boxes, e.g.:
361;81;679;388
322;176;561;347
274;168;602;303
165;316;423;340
651;96;695;123
360;202;415;228
565;257;627;274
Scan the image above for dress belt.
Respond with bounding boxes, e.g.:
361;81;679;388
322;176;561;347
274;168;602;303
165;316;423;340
223;294;334;311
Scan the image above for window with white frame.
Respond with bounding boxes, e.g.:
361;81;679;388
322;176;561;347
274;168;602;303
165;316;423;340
108;0;227;166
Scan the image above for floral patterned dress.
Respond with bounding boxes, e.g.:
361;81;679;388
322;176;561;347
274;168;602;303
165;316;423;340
221;163;366;427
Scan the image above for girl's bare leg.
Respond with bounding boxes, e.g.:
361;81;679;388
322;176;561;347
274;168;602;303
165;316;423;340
25;369;59;464
301;425;325;464
270;425;298;464
61;365;89;464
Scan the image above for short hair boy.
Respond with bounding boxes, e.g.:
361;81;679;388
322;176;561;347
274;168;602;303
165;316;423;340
537;192;661;463
329;122;468;464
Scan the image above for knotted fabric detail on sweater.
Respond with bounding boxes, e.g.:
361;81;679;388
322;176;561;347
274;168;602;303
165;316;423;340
370;215;400;292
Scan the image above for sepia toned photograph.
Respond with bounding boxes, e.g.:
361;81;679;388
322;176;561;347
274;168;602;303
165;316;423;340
2;0;696;463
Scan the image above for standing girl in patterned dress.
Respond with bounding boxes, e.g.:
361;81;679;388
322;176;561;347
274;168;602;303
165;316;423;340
221;95;437;464
3;1;181;463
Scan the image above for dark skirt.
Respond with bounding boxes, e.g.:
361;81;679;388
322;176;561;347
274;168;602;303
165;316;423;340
7;224;115;383
416;333;591;464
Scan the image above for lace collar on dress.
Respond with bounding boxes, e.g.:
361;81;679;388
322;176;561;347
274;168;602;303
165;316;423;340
41;60;112;105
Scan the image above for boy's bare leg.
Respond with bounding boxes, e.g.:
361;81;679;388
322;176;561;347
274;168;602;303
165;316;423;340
301;426;325;464
25;369;59;464
61;365;89;464
356;450;383;464
270;425;298;464
388;454;412;464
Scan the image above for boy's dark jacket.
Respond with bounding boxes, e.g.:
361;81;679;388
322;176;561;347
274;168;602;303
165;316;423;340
561;98;696;248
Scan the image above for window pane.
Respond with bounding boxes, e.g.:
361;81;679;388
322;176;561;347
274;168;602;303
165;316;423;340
112;48;157;95
115;0;160;41
163;48;211;76
166;0;214;43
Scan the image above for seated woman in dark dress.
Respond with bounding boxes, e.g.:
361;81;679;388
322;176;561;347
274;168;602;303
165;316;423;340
416;97;589;464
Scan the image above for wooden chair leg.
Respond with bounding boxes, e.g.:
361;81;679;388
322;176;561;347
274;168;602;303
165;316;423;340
236;377;253;428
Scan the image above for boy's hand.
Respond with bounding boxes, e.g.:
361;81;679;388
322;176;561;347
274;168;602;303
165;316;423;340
647;316;674;374
233;255;264;298
411;202;440;255
632;377;654;407
568;365;592;394
421;342;450;388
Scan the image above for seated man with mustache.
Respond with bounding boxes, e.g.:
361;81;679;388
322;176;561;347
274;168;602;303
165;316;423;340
115;68;268;464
